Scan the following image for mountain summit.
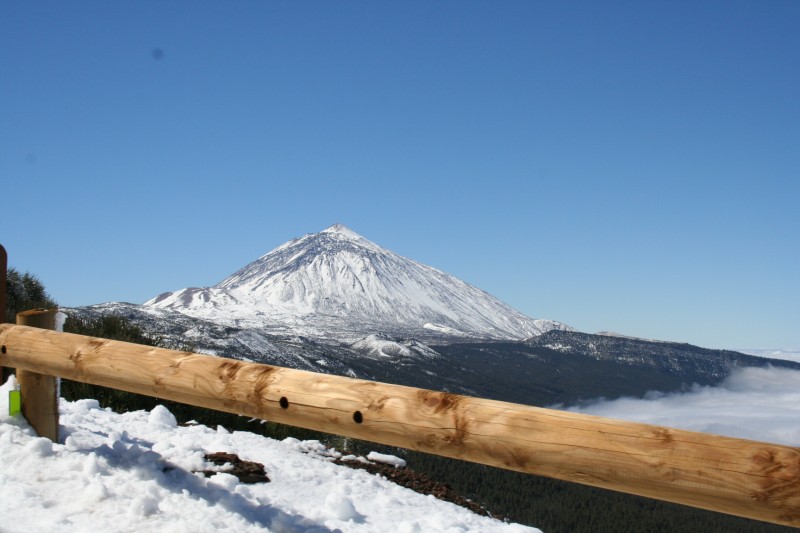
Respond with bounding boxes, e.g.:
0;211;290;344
145;224;571;340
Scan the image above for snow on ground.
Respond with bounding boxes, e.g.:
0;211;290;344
350;335;414;358
365;452;406;469
0;377;538;533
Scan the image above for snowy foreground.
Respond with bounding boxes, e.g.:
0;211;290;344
3;366;799;533
0;377;538;533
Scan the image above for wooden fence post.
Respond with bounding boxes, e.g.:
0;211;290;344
1;245;7;387
15;309;59;442
0;244;6;324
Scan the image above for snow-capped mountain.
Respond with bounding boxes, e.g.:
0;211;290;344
145;224;571;341
72;224;800;409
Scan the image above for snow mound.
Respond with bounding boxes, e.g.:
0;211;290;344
423;323;467;336
351;334;413;358
350;334;442;360
366;451;407;468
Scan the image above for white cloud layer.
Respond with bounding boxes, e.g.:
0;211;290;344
562;366;800;447
738;348;800;364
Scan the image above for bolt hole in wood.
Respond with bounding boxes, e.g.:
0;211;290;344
1;345;5;355
353;411;363;424
279;396;289;409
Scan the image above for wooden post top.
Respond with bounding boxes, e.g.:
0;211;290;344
16;309;58;329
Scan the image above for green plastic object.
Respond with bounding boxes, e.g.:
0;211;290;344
9;389;21;416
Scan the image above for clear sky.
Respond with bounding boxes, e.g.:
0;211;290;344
2;1;798;350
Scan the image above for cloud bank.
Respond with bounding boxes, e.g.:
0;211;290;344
738;348;800;364
561;366;800;447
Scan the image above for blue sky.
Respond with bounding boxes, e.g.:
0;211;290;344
2;1;798;349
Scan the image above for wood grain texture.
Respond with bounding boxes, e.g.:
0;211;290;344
0;323;798;526
14;310;59;442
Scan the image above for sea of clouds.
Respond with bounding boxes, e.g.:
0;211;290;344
562;365;800;446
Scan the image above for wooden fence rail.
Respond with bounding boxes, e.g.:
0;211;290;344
0;322;798;526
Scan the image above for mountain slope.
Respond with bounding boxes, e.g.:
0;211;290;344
145;224;570;341
66;303;800;412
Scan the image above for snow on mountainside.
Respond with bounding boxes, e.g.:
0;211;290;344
145;224;571;341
